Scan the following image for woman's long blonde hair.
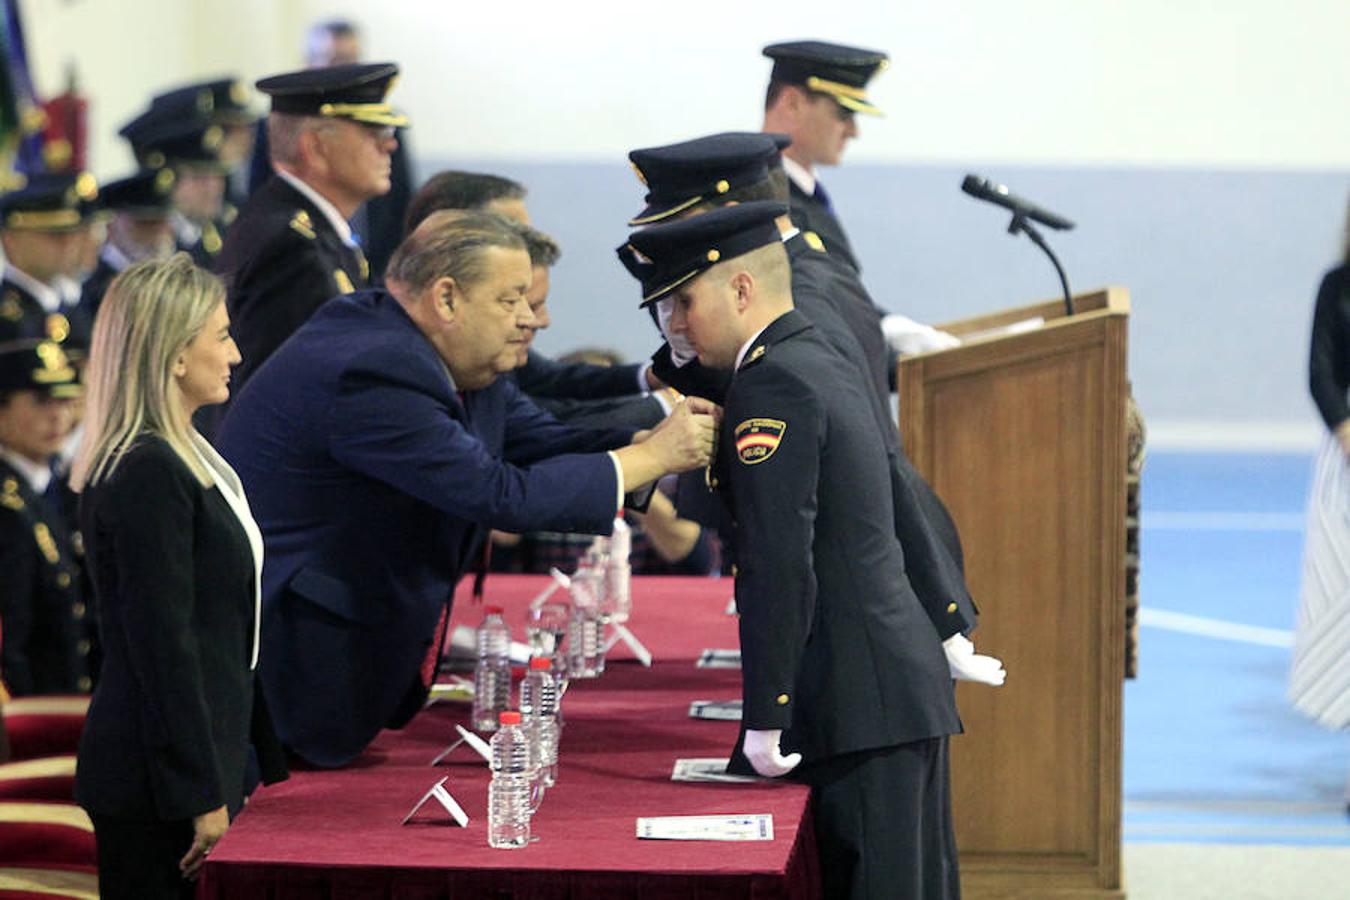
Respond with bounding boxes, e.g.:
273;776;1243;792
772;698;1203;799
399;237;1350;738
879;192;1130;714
70;253;224;490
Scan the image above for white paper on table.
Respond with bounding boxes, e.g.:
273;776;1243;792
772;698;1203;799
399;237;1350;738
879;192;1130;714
671;758;759;783
636;814;774;841
697;648;741;669
958;316;1045;344
401;776;470;827
688;699;743;722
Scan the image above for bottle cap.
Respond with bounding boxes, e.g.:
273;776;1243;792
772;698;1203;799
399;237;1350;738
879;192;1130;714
498;710;522;725
483;605;504;616
529;656;552;670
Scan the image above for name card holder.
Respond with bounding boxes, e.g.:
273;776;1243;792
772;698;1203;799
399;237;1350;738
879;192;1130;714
430;724;493;767
402;776;469;827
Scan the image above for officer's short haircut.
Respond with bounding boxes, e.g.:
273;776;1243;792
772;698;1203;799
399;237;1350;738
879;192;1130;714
765;78;791;111
731;240;791;300
404;171;526;235
386;209;527;296
508;221;561;269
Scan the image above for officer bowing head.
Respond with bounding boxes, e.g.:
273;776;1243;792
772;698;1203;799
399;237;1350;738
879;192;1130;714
622;202;791;371
384;209;536;390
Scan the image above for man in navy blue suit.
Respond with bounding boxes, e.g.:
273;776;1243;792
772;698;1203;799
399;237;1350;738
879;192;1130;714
218;210;715;767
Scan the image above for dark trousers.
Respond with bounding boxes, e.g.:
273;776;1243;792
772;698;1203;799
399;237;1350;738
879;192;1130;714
90;815;197;900
799;736;959;900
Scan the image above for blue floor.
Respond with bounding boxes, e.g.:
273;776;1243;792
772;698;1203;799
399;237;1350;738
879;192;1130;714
1124;450;1350;845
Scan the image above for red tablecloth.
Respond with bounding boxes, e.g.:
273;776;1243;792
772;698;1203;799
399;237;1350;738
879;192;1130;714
200;575;820;899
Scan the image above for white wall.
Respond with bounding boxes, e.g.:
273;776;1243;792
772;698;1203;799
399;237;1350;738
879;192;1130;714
24;0;1350;178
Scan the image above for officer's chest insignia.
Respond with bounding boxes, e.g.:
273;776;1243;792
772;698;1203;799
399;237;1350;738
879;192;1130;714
1;478;23;510
734;418;787;465
333;269;356;294
46;313;70;343
741;345;766;368
201;223;223;255
803;231;826;252
0;293;21;321
289;210;317;239
34;522;60;564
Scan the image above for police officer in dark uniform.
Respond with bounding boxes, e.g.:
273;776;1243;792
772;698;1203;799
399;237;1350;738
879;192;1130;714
621;133;1006;679
216;62;404;394
624;202;962;899
0;172;103;356
77;168;178;319
760;40;888;274
0;339;92;695
119;105;235;268
149;77;259;214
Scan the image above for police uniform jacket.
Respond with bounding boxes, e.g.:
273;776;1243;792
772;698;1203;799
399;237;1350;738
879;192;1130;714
719;309;960;769
655;233;979;638
216;289;633;767
789;179;860;274
215;175;368;391
76;256;119;323
0;275;92;353
75;436;283;820
0;459;88;695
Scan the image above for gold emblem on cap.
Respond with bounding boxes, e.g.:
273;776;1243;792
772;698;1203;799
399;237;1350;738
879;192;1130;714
715;179;730;194
74;172;98;201
155;168;176;193
706;249;720;262
229;80;249;105
33;340;75;384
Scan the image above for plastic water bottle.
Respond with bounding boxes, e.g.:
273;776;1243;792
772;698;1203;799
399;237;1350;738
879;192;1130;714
566;570;605;678
487;710;532;848
473;606;512;732
604;516;632;623
520;656;561;788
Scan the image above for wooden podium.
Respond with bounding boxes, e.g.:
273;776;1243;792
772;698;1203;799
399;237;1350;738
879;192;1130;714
898;287;1130;899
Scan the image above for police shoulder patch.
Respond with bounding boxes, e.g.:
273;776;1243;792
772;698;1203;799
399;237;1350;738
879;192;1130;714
734;417;786;465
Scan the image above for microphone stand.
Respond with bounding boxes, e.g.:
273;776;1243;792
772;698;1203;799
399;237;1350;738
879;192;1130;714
1007;213;1074;317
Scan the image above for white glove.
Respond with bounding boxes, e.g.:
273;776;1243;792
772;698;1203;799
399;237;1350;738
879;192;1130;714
880;313;961;355
943;633;1006;686
743;728;802;777
655;298;699;367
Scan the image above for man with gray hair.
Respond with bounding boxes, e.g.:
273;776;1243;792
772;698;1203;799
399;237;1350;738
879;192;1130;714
217;210;717;766
217;62;404;395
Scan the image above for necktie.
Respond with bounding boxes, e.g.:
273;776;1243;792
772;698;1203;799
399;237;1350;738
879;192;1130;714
812;181;834;214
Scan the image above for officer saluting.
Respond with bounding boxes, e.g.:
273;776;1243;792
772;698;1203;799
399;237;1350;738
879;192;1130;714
216;62;404;394
623;202;962;899
0;339;92;695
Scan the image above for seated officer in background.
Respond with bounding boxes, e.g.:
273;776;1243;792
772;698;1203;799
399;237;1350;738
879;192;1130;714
78;168;178;318
624;202;961;899
761;40;959;354
622;132;1004;679
0;339;92;696
217;210;715;767
217;62;404;395
0;172;104;356
119;104;234;268
405;171;668;425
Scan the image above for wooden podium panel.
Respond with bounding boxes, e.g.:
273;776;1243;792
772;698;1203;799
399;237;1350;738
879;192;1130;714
899;288;1129;899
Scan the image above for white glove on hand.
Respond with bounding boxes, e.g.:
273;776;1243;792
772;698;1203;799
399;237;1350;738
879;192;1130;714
881;313;961;355
655;298;699;367
943;633;1006;686
743;729;802;778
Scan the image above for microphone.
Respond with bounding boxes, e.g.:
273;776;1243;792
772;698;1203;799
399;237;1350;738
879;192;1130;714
961;175;1075;231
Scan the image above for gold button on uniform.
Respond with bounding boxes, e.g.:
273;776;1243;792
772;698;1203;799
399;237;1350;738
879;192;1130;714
946;602;958;613
77;639;91;655
77;676;92;692
775;693;790;706
56;572;71;588
72;601;86;619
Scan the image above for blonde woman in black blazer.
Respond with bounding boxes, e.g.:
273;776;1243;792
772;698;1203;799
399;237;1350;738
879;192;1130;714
70;254;286;900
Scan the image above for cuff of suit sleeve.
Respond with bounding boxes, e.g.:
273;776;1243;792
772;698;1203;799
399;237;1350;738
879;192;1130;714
606;451;625;511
